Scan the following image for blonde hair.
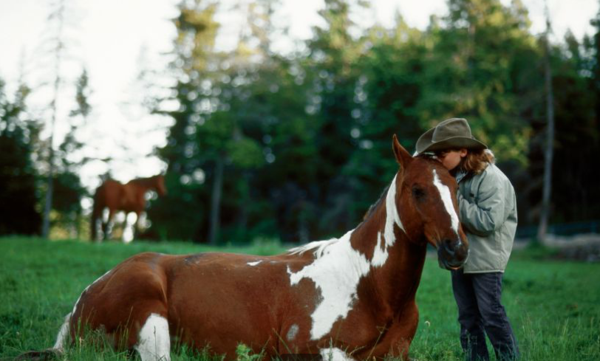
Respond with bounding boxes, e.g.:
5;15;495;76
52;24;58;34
460;149;495;174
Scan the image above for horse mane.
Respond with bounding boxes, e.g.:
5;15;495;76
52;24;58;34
415;152;437;161
361;154;439;222
362;185;390;222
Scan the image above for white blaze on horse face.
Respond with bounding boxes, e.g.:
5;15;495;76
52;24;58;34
52;312;72;351
372;174;404;267
320;347;354;361
135;313;171;361
287;229;371;340
432;170;460;234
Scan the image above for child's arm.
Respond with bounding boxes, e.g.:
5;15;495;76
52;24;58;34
457;172;510;237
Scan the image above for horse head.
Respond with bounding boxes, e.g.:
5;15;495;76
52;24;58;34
392;135;469;270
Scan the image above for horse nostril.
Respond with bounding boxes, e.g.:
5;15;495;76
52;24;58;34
442;239;455;256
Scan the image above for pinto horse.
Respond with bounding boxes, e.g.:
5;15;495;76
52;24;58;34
47;137;468;361
91;174;166;243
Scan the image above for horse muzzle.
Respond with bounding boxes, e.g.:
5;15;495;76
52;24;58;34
437;238;469;270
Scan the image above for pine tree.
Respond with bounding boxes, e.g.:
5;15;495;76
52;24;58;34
151;0;221;242
0;78;42;235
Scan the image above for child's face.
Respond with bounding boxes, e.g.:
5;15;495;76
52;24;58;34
435;148;468;171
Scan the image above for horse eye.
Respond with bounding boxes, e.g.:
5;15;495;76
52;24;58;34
412;187;426;200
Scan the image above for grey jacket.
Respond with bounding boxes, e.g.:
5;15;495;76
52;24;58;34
457;163;517;273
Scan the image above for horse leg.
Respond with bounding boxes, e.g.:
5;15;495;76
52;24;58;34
135;211;148;238
134;313;171;361
91;203;106;243
388;302;419;360
53;312;72;351
103;208;115;240
94;211;106;243
91;211;99;242
122;212;138;243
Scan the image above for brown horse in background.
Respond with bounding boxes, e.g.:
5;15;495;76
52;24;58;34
91;174;166;242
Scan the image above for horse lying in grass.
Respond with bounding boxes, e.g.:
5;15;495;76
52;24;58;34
34;137;469;360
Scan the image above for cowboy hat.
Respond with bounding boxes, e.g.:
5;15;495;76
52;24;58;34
415;118;487;155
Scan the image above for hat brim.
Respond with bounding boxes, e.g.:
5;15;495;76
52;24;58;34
422;137;488;153
416;126;487;155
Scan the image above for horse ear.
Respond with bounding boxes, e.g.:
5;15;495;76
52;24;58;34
392;134;413;168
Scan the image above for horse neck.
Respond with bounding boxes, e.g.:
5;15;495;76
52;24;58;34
350;178;427;313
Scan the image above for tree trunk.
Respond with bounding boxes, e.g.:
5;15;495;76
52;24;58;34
537;3;555;245
238;171;250;235
41;0;65;239
208;155;224;245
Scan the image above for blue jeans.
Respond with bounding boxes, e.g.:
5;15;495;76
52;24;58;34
451;270;519;361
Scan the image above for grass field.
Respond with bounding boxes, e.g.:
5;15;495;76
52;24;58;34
0;237;598;360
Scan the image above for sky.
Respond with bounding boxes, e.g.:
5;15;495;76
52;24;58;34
0;0;598;194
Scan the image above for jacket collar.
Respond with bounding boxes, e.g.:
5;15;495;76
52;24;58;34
455;170;469;184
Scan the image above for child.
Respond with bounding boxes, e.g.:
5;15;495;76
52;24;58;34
416;118;519;361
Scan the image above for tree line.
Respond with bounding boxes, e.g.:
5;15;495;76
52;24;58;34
1;0;599;244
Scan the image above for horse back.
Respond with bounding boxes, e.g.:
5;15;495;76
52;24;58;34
163;252;316;356
93;180;125;211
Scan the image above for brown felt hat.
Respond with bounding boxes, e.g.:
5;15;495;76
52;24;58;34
415;118;487;155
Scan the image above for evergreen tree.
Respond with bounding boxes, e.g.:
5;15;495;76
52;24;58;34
545;29;600;224
419;0;538;164
347;17;429;222
151;0;221;242
236;0;319;243
41;0;69;238
306;0;366;236
51;68;91;238
0;78;42;235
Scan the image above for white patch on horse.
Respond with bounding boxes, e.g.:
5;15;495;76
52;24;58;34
106;219;115;239
95;219;103;241
52;312;72;351
433;169;459;234
286;324;299;341
135;313;171;361
287;230;371;340
371;232;387;267
247;260;262;266
138;212;149;230
371;175;404;267
320;347;354;361
123;212;138;243
288;237;338;256
102;207;110;223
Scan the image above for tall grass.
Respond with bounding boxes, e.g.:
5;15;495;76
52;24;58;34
1;238;598;360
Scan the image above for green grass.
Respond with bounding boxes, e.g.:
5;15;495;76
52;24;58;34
0;238;598;360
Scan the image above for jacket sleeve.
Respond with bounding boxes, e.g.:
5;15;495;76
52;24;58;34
457;171;508;237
